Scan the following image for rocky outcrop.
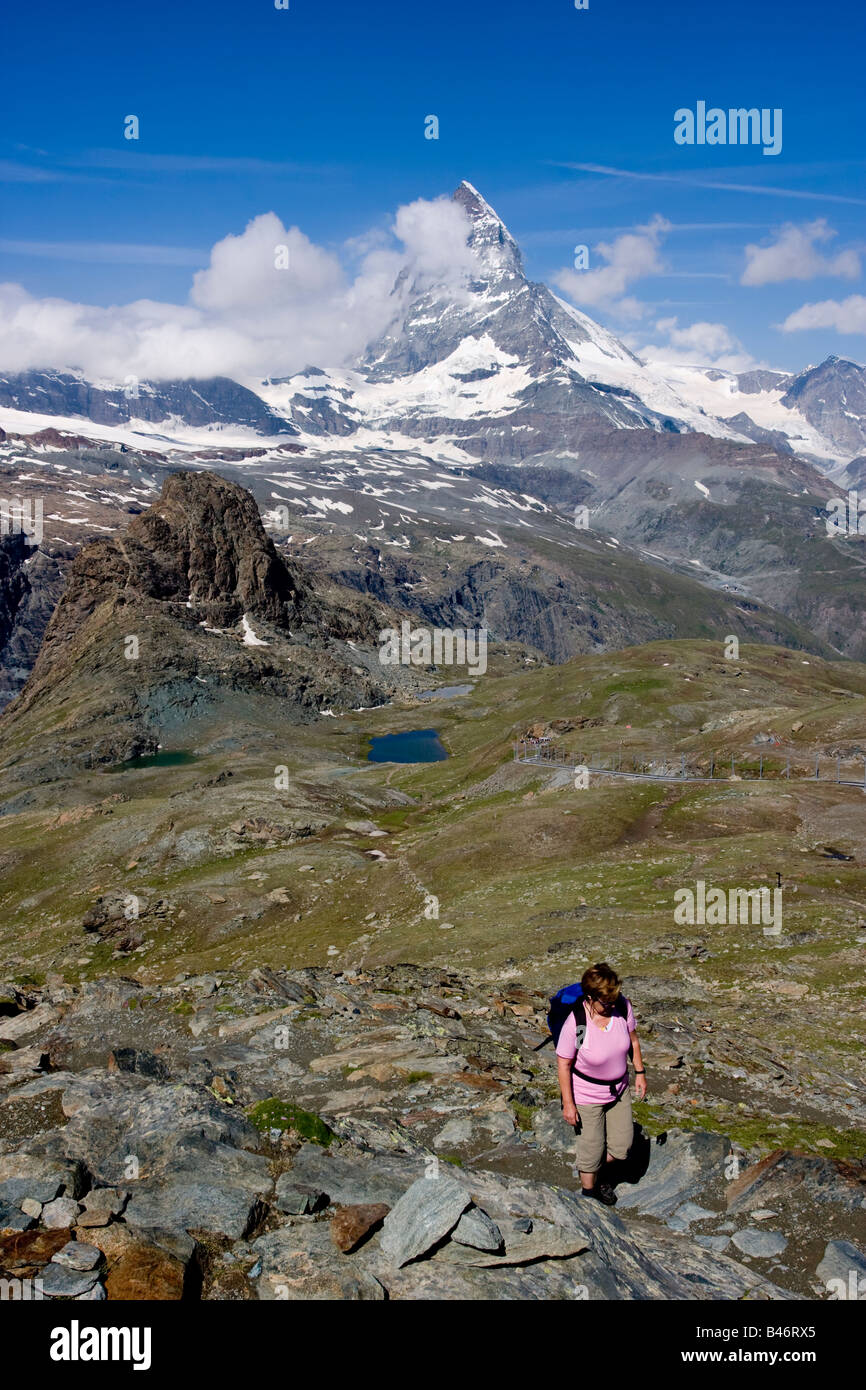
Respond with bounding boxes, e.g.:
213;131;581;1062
1;963;862;1300
0;472;416;780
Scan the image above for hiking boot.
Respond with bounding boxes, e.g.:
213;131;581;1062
595;1182;617;1207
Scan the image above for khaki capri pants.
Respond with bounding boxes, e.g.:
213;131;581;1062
575;1089;633;1172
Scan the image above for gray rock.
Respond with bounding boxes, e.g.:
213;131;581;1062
615;1129;730;1220
59;1075;259;1184
52;1241;104;1271
476;1111;517;1143
379;1175;471;1267
530;1104;576;1156
434;1116;473;1149
21;1198;42;1219
0;1201;35;1231
76;1187;129;1227
512;1217;533;1234
732;1228;788;1258
125;1180;267;1242
273;1176;328;1215
0;1176;63;1207
252;1223;385;1300
290;1144;426;1207
42;1197;82;1228
666;1201;717;1232
816;1239;866;1294
694;1234;731;1253
451;1206;504;1253
40;1264;101;1298
75;1282;107;1301
123;1136;272;1240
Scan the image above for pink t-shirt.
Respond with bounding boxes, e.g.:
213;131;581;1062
556;997;635;1107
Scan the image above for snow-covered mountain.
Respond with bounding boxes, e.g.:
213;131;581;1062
257;181;742;460
1;181;863;476
655;356;866;472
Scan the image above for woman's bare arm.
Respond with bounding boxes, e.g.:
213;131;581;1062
558;1055;577;1124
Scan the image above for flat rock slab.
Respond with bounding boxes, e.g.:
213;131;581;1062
124;1181;267;1242
253;1223;385;1300
726;1149;864;1215
0;1202;36;1232
40;1263;102;1298
614;1130;730;1220
379;1175;471;1267
666;1202;717;1232
443;1218;586;1267
731;1228;788;1258
0;1176;63;1207
628;1222;794;1300
52;1241;104;1271
290;1144;426;1208
0;1153;85;1201
0;1004;58;1042
104;1242;186;1300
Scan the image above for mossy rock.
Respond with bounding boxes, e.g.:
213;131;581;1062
246;1098;334;1146
511;1102;535;1132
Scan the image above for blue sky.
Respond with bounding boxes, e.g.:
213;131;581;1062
2;0;864;374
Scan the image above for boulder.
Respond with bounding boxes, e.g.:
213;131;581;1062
273;1176;328;1216
451;1206;504;1253
379;1175;471;1267
330;1203;390;1253
104;1241;186;1300
76;1187;129;1228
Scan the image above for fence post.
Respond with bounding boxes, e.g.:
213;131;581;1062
815;756;819;779
759;755;763;779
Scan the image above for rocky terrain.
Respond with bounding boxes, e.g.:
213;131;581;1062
0;461;864;1305
2;963;863;1301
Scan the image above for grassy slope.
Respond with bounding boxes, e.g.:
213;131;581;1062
2;638;865;1158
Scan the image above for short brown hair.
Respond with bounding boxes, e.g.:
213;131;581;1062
581;962;622;1006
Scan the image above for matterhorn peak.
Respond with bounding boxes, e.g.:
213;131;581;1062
450;179;523;281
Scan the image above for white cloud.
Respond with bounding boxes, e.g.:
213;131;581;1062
0;197;472;381
639;316;753;370
741;219;861;286
552;215;670;316
780;294;866;334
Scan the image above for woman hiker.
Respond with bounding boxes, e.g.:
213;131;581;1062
556;962;646;1206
